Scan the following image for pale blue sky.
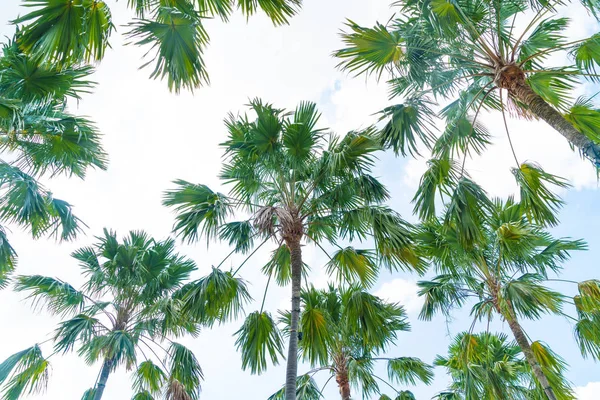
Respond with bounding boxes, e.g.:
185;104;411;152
0;1;598;399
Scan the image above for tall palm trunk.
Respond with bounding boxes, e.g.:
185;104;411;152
333;352;351;400
285;239;302;400
335;370;351;400
511;81;600;166
93;358;113;400
505;313;557;400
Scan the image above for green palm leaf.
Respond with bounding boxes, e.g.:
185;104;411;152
179;267;250;325
565;96;600;143
234;311;284;374
167;343;203;400
126;6;209;93
387;357;434;385
326;247;379;287
0;345;49;400
163;180;232;243
503;274;565;319
336;20;402;77
377;99;437;157
512;162;569;227
15;275;84;315
13;0;114;64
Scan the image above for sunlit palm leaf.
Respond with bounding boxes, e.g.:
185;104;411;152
512;162;569;227
126;7;209;92
14;0;113;64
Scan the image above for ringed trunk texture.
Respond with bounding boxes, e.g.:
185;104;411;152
285;239;303;400
93;358;113;400
336;371;351;400
505;316;557;400
511;82;600;167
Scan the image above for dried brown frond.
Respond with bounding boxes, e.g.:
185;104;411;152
166;380;192;400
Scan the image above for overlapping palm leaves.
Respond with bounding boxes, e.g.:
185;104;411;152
163;99;425;400
0;230;203;400
12;0;302;92
434;332;572;400
335;0;600;173
415;196;598;400
0;39;107;287
269;285;433;400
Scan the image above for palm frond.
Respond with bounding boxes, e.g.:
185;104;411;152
573;33;600;82
377;98;437;157
53;314;100;354
326;247;379;287
412;158;461;220
13;0;114;64
336;20;403;77
564;96;600;143
163;180;232;243
218;220;255;254
15;275;84;315
268;374;322;400
234;311;284;374
261;244;292;286
133;360;167;395
167;343;203;400
179;267;250;325
126;6;209;92
503;274;564;320
387;357;434;385
0;345;49;399
512;162;569;227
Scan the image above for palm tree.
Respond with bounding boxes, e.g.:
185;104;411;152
434;332;573;400
0;38;107;287
0;229;203;400
162;99;425;400
268;285;433;400
11;0;302;92
415;196;600;400
335;0;600;170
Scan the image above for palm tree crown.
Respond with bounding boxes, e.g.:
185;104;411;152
0;230;203;400
416;197;599;400
434;332;572;400
269;285;433;400
12;0;302;92
163;99;425;400
336;0;600;171
0;39;107;286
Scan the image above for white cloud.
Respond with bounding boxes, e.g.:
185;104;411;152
576;381;600;399
375;278;423;314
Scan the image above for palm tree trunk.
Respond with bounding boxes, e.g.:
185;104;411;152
93;358;113;400
505;315;557;400
336;371;351;400
511;81;600;166
285;239;302;400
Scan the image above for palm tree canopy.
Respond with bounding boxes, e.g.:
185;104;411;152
0;229;203;400
11;0;302;92
335;0;600;169
0;38;107;287
417;196;585;322
272;285;433;399
162;99;426;376
164;99;424;280
434;332;572;400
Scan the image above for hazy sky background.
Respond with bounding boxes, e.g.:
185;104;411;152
0;1;599;399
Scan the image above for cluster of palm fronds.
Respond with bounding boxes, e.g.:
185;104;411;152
1;1;600;400
0;37;107;287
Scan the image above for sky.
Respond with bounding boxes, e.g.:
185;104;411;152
0;0;599;399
